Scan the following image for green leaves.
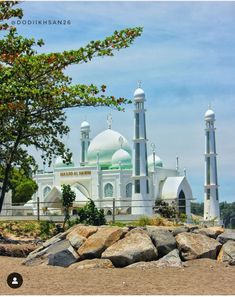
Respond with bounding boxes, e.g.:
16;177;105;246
0;1;143;212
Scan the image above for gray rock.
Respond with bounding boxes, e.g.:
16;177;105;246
155;249;182;268
217;240;235;265
102;229;158;267
23;239;79;267
126;250;182;269
176;232;222;261
217;230;235;244
193;227;224;239
146;226;176;257
172;226;189;237
48;240;79;267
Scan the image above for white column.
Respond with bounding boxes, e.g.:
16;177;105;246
80;121;90;166
204;108;220;222
132;86;152;215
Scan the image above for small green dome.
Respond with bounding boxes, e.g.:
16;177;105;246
148;154;163;170
87;129;131;167
110;148;132;169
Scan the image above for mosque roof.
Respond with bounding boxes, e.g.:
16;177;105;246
87;129;131;168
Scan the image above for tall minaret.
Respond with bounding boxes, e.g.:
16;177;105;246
132;84;152;215
204;106;220;222
80;121;90;166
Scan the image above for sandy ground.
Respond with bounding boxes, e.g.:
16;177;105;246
0;256;235;295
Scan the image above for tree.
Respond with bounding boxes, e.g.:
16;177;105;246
191;202;204;216
61;184;76;229
0;1;143;212
77;198;106;226
153;199;178;219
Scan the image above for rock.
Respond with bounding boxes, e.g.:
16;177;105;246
70;259;114;269
126;250;182;269
217;240;235;265
176;232;222;261
154;249;182;268
23;239;79;267
171;226;189;237
67;225;98;239
0;243;38;257
102;229;158;267
193;227;224;239
66;231;86;249
217;230;235;244
146;226;176;257
47;240;79;267
126;261;156;269
77;227;124;259
184;224;199;232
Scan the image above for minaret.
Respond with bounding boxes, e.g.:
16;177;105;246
132;83;152;215
204;106;220;222
80;121;90;166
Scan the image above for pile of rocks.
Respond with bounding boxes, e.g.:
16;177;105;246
22;224;235;269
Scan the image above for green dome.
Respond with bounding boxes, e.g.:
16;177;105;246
87;129;131;168
148;154;163;170
110;148;132;169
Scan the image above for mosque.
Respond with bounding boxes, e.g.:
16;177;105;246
30;86;193;217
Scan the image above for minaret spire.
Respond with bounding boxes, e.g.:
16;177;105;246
204;106;220;222
80;121;90;166
132;84;152;215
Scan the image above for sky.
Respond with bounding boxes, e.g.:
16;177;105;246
8;1;235;203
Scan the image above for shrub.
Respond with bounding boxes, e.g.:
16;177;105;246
39;220;55;240
77;199;106;226
153;199;178;219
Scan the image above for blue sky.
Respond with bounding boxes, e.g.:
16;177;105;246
10;1;235;203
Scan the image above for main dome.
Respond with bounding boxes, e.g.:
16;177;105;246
87;129;131;167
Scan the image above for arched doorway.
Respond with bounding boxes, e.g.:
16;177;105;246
178;190;186;214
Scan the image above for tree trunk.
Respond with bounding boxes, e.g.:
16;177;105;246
0;163;11;214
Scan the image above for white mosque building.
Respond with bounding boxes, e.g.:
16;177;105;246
31;86;193;217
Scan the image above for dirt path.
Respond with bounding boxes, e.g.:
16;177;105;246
0;256;235;295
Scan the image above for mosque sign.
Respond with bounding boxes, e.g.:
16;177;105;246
60;171;91;177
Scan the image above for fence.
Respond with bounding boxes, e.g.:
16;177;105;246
0;198;158;223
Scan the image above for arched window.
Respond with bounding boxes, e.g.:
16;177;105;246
178;190;186;214
104;183;113;197
126;183;132;198
43;186;51;198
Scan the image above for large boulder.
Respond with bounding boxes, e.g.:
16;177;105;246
193;227;224;239
171;226;189;237
69;258;114;269
23;239;79;267
47;240;79;267
217;230;235;244
217;240;235;265
0;243;38;257
126;250;182;269
77;227;124;259
66;231;86;249
175;232;222;260
154;249;182;268
67;225;98;239
146;226;176;257
102;229;158;267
